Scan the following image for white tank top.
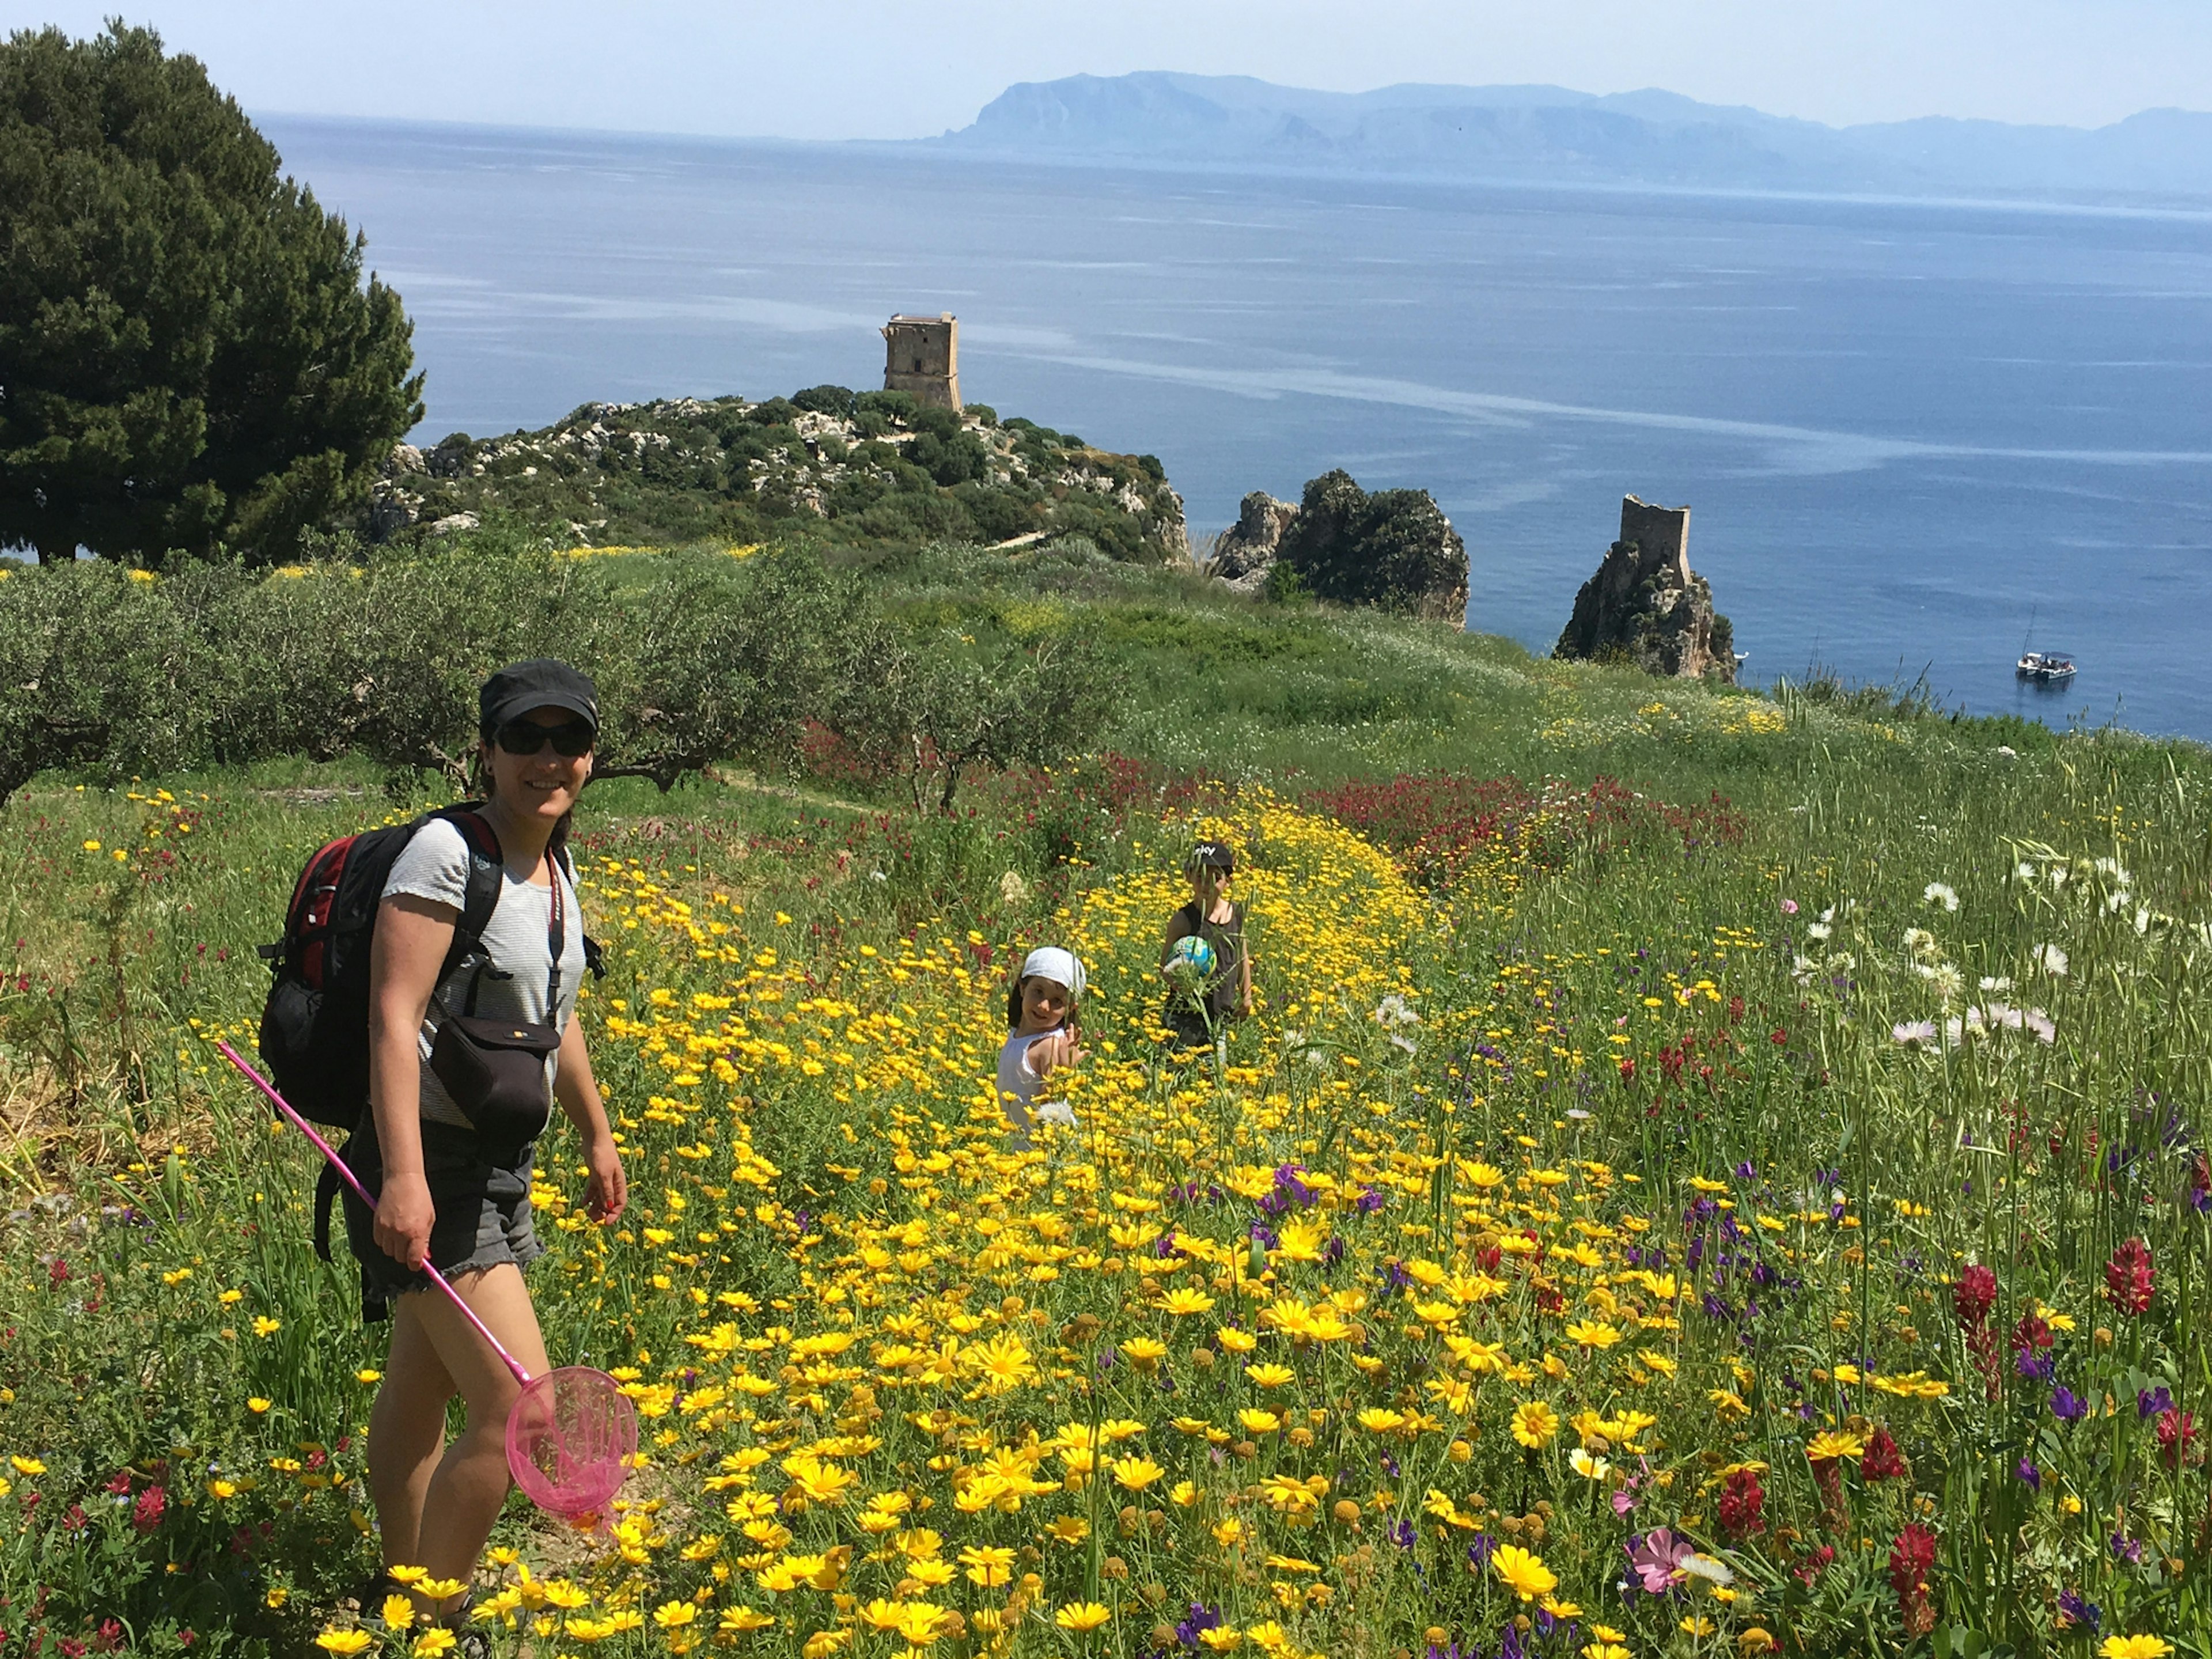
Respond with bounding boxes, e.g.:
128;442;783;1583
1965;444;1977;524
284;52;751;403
995;1029;1076;1145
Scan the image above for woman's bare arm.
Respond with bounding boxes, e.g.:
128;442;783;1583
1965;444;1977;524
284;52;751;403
553;1017;627;1221
366;893;459;1269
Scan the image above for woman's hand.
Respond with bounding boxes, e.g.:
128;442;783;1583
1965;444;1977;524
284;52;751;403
374;1171;437;1271
583;1131;627;1224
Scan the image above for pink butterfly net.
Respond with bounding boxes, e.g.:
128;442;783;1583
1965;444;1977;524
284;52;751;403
218;1041;638;1520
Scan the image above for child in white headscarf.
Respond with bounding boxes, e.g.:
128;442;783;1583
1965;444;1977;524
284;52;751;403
997;946;1086;1145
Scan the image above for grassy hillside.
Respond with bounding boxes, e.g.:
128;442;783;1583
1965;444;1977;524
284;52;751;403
373;394;1190;563
0;537;2207;1658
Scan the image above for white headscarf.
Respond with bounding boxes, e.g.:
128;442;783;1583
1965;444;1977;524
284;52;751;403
1021;946;1086;1001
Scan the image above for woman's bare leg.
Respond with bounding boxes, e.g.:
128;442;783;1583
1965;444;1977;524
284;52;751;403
403;1264;551;1614
367;1298;457;1577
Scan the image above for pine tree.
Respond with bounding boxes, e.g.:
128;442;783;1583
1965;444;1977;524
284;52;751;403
0;22;422;565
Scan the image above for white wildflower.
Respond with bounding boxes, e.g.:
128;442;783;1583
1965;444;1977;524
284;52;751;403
2023;1007;2056;1043
1804;923;1832;942
2104;888;2132;916
1927;963;1965;1002
998;870;1030;906
2016;861;2038;882
2134;906;2152;936
1680;1554;1735;1586
2031;944;2069;976
1922;882;1960;912
1903;926;1938;959
1892;1020;1938;1046
1978;975;2013;993
1828;953;1855;974
1372;994;1421;1030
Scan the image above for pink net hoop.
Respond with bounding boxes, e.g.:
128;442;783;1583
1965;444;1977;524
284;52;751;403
505;1366;639;1518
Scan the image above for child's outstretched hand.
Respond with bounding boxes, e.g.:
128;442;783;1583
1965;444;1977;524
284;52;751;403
1029;1029;1086;1078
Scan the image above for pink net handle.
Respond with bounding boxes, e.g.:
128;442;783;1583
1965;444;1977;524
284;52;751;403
215;1040;534;1388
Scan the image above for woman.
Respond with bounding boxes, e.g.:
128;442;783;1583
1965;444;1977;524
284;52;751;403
349;659;627;1628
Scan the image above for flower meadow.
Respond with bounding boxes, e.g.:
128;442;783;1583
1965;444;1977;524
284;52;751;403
0;731;2209;1659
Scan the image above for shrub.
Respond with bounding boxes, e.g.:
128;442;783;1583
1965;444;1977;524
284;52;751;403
0;562;218;808
832;625;1122;815
1275;468;1467;616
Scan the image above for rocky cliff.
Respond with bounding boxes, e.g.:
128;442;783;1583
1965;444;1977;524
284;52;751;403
1209;471;1467;622
1554;495;1736;682
1209;491;1298;593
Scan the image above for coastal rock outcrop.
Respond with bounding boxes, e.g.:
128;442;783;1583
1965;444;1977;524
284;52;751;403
1554;495;1736;682
1210;470;1467;623
357;392;1187;560
1209;491;1297;592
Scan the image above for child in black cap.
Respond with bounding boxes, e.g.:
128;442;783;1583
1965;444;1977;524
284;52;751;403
1158;839;1251;1051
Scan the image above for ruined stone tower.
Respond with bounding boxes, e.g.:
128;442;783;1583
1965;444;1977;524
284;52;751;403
1552;494;1735;681
1617;495;1692;585
881;313;961;411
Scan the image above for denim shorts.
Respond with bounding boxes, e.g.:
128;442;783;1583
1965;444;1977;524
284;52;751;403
338;1119;544;1323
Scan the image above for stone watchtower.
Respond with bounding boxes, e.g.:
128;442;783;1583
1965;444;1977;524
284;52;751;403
1552;494;1735;682
1618;494;1692;585
881;313;961;411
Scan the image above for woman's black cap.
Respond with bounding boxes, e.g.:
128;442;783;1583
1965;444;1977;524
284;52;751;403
1189;840;1236;873
480;659;599;735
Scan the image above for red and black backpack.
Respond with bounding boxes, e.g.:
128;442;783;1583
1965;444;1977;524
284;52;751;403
256;805;507;1129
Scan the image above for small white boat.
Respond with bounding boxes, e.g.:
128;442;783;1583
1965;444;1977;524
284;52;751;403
2016;651;2077;683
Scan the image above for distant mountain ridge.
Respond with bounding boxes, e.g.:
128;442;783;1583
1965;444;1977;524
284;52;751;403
932;71;2212;201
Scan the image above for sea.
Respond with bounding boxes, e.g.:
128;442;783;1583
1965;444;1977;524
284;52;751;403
264;116;2212;742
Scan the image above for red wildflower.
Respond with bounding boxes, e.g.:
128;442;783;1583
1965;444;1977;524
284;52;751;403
1888;1524;1939;1638
1953;1264;1998;1327
1861;1425;1907;1483
1718;1466;1766;1538
2105;1237;2154;1316
2156;1408;2196;1471
1794;1543;1835;1586
2010;1312;2052;1355
1954;1264;2002;1396
130;1485;165;1533
46;1259;67;1287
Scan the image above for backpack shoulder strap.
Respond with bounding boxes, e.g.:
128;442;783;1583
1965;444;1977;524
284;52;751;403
426;806;505;983
441;806;505;940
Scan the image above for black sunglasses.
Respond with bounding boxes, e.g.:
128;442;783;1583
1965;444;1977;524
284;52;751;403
494;719;595;757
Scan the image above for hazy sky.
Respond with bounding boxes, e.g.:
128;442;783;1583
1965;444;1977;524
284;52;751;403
5;1;2208;138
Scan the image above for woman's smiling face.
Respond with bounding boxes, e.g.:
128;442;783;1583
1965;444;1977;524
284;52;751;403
485;704;594;825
